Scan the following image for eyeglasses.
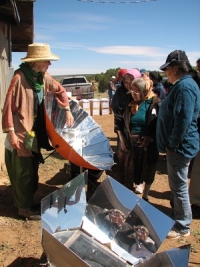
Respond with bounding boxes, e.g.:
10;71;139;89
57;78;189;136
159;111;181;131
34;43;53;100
130;90;140;95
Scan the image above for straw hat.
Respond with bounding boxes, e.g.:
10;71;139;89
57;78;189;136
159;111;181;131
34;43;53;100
21;43;59;62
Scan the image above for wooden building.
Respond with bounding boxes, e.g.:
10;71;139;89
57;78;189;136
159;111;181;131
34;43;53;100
0;0;35;169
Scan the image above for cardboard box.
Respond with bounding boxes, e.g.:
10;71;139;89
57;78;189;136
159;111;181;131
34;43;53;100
91;109;100;116
79;99;90;109
100;100;109;109
89;99;100;109
100;108;109;115
100;98;109;109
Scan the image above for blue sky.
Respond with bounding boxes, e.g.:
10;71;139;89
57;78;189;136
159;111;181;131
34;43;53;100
12;0;200;75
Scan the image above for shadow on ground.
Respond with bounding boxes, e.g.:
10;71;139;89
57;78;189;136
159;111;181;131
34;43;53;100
0;183;59;220
7;253;47;267
149;189;171;201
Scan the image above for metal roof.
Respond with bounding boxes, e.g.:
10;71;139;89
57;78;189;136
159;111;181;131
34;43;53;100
0;0;35;52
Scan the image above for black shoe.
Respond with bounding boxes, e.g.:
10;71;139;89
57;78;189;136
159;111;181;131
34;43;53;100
18;208;41;220
31;202;41;210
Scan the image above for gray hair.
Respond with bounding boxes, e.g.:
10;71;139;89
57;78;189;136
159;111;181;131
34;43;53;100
131;78;153;98
131;78;146;98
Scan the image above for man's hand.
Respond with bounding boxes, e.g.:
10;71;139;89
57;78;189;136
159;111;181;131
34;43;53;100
8;131;20;150
66;110;74;127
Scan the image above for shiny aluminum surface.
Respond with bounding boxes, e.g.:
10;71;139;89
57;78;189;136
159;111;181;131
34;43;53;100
41;172;190;267
44;93;114;170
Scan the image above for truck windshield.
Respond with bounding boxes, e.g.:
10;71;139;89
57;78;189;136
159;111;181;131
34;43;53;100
62;77;86;85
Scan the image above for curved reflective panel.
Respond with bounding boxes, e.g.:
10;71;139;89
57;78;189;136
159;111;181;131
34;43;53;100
41;172;87;234
83;176;175;265
44;93;114;170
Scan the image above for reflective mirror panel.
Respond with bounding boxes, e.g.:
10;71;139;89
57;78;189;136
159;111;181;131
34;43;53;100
44;93;114;170
41;173;189;267
41;172;87;234
166;245;190;267
84;176;175;264
135;245;190;267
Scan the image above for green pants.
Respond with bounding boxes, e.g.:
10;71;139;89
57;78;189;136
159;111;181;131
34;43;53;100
5;149;39;209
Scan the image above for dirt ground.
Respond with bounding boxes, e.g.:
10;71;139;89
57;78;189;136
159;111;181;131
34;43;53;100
0;114;199;267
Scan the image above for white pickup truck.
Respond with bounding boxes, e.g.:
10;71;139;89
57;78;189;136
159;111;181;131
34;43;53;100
60;76;94;100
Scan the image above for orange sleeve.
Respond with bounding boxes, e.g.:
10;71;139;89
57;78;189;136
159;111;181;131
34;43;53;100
2;74;20;133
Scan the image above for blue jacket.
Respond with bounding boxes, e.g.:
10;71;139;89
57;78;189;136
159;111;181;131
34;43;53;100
156;74;200;158
153;82;166;100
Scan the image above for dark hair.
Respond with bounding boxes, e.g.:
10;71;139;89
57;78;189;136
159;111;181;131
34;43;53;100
169;61;192;75
190;69;200;88
196;58;200;64
149;71;163;82
170;61;200;88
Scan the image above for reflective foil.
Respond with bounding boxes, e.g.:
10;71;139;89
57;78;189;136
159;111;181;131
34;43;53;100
44;93;114;170
41;171;190;267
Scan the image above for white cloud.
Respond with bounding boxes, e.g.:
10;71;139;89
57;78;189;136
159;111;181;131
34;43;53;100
48;66;106;76
34;12;112;34
51;42;87;50
115;60;163;71
187;51;200;65
49;12;113;24
34;34;55;41
88;46;169;57
12;44;200;76
87;46;200;67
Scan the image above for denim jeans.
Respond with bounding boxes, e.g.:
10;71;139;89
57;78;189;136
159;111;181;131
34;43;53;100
166;152;192;232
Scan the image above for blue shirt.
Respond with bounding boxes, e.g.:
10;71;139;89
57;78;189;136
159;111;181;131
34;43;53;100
156;75;200;158
153;82;166;100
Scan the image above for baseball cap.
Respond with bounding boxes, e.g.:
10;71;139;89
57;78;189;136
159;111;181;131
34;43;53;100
111;76;116;79
117;68;127;79
160;50;189;71
140;68;147;74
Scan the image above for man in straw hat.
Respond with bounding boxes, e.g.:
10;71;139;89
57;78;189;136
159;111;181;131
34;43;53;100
2;43;74;220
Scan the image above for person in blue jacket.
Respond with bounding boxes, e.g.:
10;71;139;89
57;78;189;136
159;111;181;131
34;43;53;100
156;50;200;239
149;71;166;100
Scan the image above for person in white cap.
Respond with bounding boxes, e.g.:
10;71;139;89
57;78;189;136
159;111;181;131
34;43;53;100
2;43;74;220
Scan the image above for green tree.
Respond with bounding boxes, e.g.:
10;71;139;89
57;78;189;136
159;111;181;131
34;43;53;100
98;77;109;93
95;73;103;83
